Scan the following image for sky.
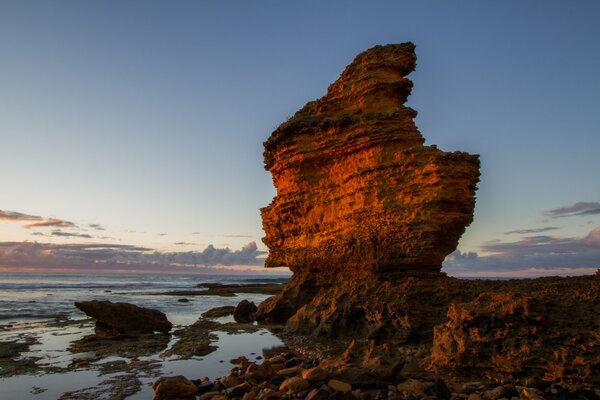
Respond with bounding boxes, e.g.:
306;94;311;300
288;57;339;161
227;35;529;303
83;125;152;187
1;1;599;276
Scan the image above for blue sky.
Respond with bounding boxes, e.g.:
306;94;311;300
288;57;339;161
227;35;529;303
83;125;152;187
1;1;599;275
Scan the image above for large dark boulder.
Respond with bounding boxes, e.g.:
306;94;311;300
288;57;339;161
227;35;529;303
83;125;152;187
75;300;172;336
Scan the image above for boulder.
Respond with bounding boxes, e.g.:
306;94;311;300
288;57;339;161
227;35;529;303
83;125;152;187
234;300;257;322
75;300;171;336
153;375;197;400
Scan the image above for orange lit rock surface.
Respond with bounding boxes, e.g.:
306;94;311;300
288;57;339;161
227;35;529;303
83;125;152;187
262;43;480;274
256;44;600;386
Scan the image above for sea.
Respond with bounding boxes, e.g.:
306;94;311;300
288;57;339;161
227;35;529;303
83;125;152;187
0;272;290;399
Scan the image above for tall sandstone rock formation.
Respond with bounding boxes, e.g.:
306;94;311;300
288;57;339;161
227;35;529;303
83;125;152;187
258;43;479;328
256;43;600;385
262;43;480;275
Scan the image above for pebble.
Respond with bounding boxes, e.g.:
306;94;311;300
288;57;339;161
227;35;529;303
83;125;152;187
268;355;286;364
397;379;426;397
307;388;332;400
280;377;309;395
521;387;544;400
200;391;225;400
196;380;215;394
284;357;304;368
276;366;301;376
225;383;251;398
328;379;353;393
302;366;328;382
153;375;198;400
268;375;287;387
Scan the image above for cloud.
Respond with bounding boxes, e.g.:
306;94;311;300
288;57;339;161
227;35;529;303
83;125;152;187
89;224;105;231
24;218;77;229
174;242;195;245
1;210;79;230
504;226;559;235
0;241;269;273
545;202;600;218
158;233;167;236
0;210;42;222
443;226;600;276
51;230;93;239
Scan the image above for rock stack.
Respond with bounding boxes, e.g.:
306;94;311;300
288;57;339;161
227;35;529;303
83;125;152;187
254;43;600;386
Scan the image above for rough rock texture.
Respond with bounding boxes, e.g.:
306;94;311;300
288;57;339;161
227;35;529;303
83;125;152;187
234;300;258;323
261;42;480;274
430;276;600;383
75;300;172;336
256;42;600;386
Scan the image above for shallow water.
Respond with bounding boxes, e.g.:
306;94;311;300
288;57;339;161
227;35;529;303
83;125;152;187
0;272;288;399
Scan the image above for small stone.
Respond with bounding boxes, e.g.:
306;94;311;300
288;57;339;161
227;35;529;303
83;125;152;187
268;375;287;387
521;387;544;400
328;380;352;394
196;380;215;394
359;392;371;400
246;363;270;383
243;392;258;400
397;379;426;397
200;391;225;400
298;389;313;398
330;392;346;400
276;366;301;376
284;357;304;368
153;375;198;400
280;377;310;395
226;383;252;398
302;367;328;382
259;388;282;400
307;388;332;400
271;363;285;372
483;385;510;400
464;384;482;395
467;395;482;400
231;356;250;365
268;355;286;364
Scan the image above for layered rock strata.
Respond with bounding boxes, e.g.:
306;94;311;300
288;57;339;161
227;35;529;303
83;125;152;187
261;42;480;275
258;43;479;326
256;43;600;386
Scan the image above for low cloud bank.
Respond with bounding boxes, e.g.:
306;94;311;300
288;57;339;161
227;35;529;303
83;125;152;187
444;226;600;276
0;241;272;274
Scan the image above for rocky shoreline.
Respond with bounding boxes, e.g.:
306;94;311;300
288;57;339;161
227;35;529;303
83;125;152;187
151;347;600;400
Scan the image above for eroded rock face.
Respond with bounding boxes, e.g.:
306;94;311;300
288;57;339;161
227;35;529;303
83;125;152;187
262;42;480;275
430;276;600;382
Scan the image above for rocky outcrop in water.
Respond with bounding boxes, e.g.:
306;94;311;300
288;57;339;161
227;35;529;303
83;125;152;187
257;43;479;325
261;42;480;275
75;300;172;336
255;43;600;386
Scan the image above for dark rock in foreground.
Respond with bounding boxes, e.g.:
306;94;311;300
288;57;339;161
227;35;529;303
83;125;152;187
202;306;236;318
234;300;258;323
75;300;172;336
